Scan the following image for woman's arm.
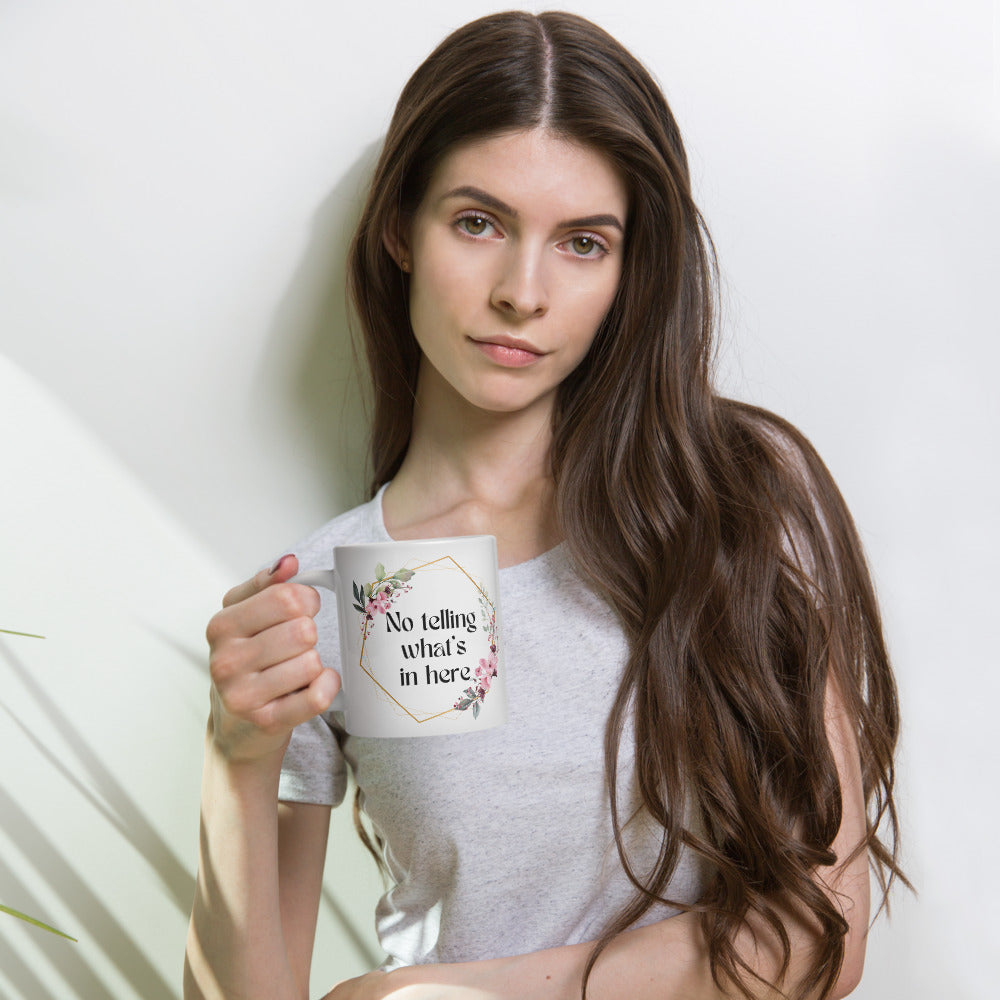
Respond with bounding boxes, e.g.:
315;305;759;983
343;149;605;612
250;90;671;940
184;557;338;1000
280;801;335;997
326;675;867;1000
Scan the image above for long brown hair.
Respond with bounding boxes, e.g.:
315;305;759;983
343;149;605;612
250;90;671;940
347;11;906;999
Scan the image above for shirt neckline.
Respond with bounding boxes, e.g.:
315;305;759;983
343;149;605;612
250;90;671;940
369;482;571;580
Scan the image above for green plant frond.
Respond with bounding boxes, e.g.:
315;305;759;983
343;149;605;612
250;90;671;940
0;904;77;941
0;628;45;639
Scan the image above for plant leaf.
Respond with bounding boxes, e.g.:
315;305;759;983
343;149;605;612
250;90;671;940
375;562;386;582
396;568;414;582
472;701;481;719
352;603;365;614
0;904;76;941
353;581;363;604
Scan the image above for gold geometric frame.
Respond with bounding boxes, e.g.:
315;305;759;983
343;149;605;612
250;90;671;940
357;555;496;724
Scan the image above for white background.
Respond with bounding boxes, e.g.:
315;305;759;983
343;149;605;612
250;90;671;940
1;1;997;997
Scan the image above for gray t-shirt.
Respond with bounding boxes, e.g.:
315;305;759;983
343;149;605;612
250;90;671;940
279;488;704;967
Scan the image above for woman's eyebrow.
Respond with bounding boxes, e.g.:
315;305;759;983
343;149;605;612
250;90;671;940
561;213;624;233
441;186;517;217
440;185;624;233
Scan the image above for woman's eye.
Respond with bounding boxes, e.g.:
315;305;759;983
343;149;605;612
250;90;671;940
567;235;607;257
458;215;493;236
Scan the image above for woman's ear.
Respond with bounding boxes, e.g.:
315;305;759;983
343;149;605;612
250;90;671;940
382;216;413;274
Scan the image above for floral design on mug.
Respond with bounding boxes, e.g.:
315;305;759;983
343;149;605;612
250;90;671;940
353;563;415;639
453;592;500;719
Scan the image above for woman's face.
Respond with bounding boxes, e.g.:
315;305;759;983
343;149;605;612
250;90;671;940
397;128;627;423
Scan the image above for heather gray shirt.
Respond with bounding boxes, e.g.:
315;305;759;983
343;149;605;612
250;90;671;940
278;488;704;967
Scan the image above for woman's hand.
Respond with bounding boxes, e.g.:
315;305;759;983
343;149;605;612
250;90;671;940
186;556;337;1000
205;553;340;764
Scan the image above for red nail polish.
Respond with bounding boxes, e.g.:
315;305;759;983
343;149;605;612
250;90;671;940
269;554;291;575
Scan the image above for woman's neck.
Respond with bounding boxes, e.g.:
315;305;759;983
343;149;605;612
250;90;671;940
381;378;561;567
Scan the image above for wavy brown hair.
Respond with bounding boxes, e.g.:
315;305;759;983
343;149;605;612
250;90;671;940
346;11;906;999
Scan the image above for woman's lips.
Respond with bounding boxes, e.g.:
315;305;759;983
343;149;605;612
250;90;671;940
470;337;543;368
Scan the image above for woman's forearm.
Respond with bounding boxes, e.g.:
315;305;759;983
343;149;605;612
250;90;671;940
186;555;336;999
362;899;861;1000
184;727;300;1000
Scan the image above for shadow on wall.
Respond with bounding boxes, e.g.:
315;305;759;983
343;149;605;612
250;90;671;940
254;142;385;514
0;769;175;999
252;142;392;998
0;357;382;998
0;642;187;1000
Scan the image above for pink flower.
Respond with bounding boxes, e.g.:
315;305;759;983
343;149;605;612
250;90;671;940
475;650;498;692
366;590;391;615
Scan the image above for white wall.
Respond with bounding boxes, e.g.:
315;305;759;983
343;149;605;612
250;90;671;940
1;1;997;997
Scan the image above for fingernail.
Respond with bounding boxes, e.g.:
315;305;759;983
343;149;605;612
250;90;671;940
268;554;292;575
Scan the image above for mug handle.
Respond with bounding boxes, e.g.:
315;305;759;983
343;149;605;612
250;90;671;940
290;568;339;591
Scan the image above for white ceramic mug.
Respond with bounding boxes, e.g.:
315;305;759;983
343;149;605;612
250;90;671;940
294;535;506;737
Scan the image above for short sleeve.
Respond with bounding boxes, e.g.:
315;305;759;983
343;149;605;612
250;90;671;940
271;485;392;807
278;709;349;806
277;583;349;806
271;498;378;808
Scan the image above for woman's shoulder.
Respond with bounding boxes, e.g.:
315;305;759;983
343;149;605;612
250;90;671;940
285;489;388;572
714;399;859;582
716;398;846;513
718;399;825;474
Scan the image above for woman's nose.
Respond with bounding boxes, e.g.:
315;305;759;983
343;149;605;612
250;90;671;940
490;248;548;319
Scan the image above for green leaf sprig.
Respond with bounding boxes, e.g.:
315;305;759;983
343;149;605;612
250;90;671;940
0;904;77;941
0;629;73;941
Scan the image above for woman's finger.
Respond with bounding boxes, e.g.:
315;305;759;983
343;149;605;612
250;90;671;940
220;552;298;609
209;614;320;688
217;648;333;716
209;579;321;645
242;667;340;734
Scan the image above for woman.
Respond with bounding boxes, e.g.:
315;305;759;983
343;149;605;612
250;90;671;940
184;11;905;1000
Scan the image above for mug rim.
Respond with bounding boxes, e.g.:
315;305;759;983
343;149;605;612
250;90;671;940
334;535;496;553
